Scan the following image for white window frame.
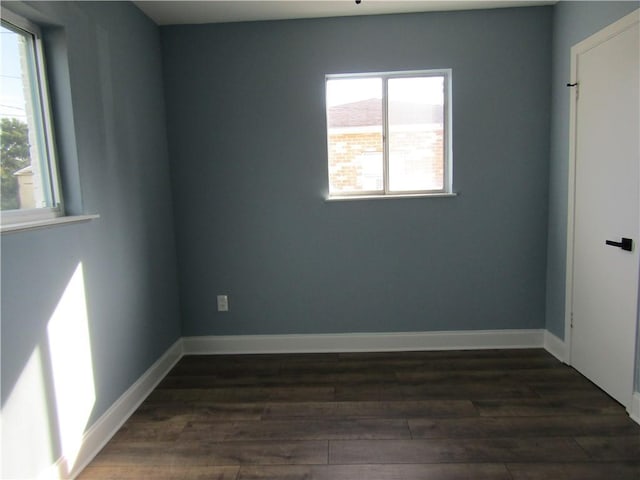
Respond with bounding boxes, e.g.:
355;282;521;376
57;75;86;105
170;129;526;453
1;8;64;226
325;69;454;200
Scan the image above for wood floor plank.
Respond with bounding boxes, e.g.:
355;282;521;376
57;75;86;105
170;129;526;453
111;419;187;443
400;382;539;400
127;402;266;423
506;462;640;480
409;415;640;439
262;400;478;419
328;437;590;464
145;386;335;404
531;383;617;400
88;441;185;467
415;356;562;372
473;398;625;417
179;418;411;441
265;386;335;402
189;403;266;421
333;383;407;401
125;403;201;423
160;371;398;388
77;465;239;479
574;435;640;461
237;463;511;480
396;367;590;384
168;358;281;376
170;440;329;465
92;440;328;466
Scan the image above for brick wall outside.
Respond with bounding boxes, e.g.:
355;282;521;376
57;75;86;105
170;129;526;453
328;126;444;193
328;129;383;192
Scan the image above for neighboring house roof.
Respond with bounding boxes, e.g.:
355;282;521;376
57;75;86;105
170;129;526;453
328;98;443;128
13;165;33;176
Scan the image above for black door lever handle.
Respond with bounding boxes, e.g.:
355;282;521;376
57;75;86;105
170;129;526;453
605;237;633;251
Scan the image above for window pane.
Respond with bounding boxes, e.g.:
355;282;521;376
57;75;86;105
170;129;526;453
388;76;445;192
326;77;383;194
1;23;54;211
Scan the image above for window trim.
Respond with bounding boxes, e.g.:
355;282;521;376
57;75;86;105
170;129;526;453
325;69;453;199
1;7;64;225
0;213;100;234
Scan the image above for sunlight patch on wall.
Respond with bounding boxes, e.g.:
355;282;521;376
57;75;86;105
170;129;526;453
46;262;96;473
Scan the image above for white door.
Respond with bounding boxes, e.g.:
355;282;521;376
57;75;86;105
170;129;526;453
569;11;639;411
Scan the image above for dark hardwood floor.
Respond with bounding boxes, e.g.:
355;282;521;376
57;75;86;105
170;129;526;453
78;349;640;479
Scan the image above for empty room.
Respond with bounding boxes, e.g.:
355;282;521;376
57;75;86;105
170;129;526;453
1;1;639;478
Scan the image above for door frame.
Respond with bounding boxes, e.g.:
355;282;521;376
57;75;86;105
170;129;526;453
564;9;640;390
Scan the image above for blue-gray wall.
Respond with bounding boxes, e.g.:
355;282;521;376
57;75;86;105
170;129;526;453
161;7;552;336
0;2;180;478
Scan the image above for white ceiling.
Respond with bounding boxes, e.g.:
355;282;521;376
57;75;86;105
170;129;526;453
134;0;555;26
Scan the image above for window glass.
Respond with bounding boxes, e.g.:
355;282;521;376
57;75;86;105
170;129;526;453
327;77;384;194
1;18;60;216
388;76;444;192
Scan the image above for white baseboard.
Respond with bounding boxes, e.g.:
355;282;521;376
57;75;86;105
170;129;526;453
543;330;566;363
45;339;183;480
182;329;546;355
631;392;640;426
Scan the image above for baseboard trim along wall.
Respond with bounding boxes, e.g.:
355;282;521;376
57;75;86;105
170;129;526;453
45;339;183;480
631;392;640;426
543;330;566;363
182;329;546;355
54;327;640;478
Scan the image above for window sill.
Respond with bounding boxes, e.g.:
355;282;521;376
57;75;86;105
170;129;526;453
326;192;458;202
1;214;100;234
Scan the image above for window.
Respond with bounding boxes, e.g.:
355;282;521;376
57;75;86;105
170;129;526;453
1;9;63;225
326;70;452;198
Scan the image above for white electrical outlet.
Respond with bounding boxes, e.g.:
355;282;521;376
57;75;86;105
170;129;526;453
217;295;229;312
